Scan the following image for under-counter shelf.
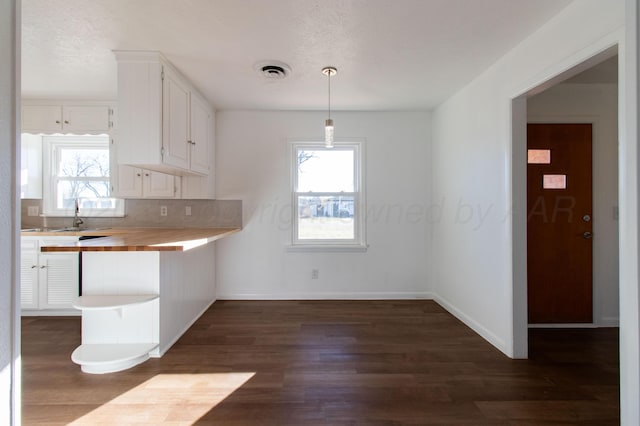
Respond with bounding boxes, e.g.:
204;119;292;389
71;343;159;374
72;294;158;310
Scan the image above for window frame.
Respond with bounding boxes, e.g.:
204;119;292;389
42;135;124;217
290;140;366;250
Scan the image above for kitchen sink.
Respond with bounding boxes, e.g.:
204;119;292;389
78;235;107;241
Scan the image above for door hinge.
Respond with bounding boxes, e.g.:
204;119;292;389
161;146;165;157
161;67;165;81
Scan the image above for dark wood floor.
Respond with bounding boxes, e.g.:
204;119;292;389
22;300;619;425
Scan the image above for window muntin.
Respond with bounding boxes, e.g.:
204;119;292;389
292;142;364;246
43;135;124;217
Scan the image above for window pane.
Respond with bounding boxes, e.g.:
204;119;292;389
59;147;109;177
528;149;551;164
297;149;354;192
298;195;354;240
543;174;567;189
56;180;113;209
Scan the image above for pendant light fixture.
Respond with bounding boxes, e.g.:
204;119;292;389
322;66;337;148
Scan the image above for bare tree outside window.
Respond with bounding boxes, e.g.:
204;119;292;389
42;135;122;216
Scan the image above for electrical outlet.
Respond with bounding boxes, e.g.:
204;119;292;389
185;206;192;216
27;206;39;216
311;269;319;279
160;205;168;216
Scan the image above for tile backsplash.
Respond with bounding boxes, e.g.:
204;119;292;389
21;199;242;229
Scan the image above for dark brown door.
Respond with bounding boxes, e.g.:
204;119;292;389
527;123;593;323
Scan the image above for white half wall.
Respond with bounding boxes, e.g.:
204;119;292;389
431;0;625;357
0;0;20;424
215;111;431;299
528;82;619;327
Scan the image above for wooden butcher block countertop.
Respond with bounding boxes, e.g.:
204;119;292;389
33;227;241;252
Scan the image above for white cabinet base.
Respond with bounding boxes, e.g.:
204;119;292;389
71;343;158;374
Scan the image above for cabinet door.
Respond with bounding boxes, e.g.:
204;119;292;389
110;136;142;198
20;250;39;309
112;165;143;198
63;105;111;133
22;105;62;133
39;253;79;309
189;92;211;175
162;69;191;171
143;170;179;198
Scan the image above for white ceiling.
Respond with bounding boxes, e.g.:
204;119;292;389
22;0;573;111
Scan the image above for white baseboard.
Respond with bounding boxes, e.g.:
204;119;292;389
21;309;80;317
528;323;598;329
433;294;509;356
529;316;620;328
216;292;434;301
598;317;620;327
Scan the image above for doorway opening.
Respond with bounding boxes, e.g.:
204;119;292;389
512;46;619;359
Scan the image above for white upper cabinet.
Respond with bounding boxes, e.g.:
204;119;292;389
22;103;113;134
110;136;180;199
188;91;212;175
114;51;213;177
162;69;191;171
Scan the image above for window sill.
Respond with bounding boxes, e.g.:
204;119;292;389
285;244;368;253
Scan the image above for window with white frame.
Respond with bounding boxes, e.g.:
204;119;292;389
42;135;124;217
292;141;365;247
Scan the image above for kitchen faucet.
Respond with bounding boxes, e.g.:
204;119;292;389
73;198;84;228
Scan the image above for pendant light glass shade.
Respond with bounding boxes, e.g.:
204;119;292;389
322;67;337;148
325;118;334;148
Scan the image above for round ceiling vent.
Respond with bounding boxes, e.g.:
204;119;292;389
254;61;291;79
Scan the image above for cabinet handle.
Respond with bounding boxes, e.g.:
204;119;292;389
31;265;37;269
136;173;142;177
64;120;69;124
144;173;150;177
55;120;60;124
40;265;46;269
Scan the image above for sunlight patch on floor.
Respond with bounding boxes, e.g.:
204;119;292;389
69;372;255;425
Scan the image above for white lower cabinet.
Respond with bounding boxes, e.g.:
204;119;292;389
21;236;79;314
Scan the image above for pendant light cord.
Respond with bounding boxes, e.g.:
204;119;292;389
327;70;331;120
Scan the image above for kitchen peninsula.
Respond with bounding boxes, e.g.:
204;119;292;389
37;227;240;374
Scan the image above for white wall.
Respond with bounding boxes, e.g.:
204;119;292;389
215;110;431;299
431;0;625;357
0;0;20;424
527;82;619;326
620;0;640;421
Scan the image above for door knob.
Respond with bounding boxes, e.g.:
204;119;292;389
583;231;593;239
